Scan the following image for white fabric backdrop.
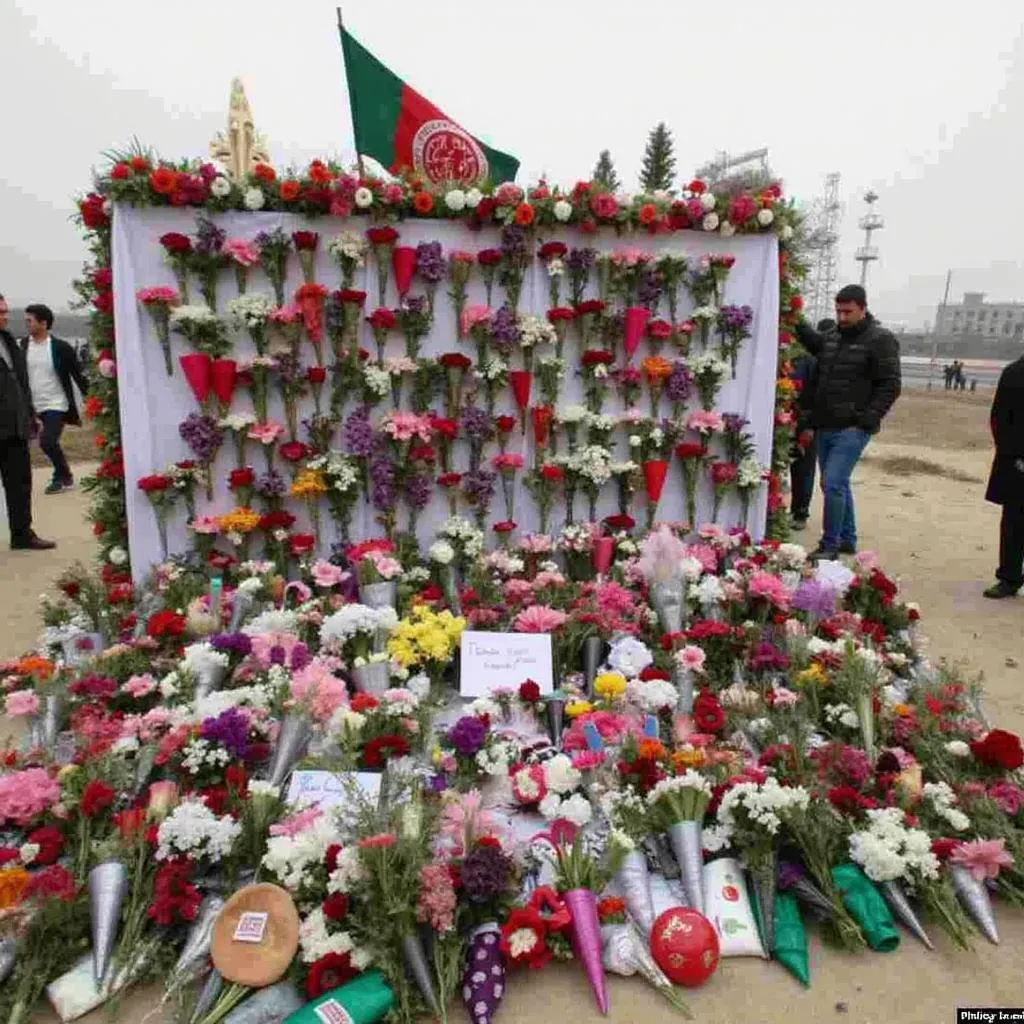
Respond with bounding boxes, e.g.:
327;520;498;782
112;206;779;582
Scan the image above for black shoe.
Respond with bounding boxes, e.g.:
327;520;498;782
61;475;74;490
11;533;57;551
983;582;1019;600
791;517;808;531
44;480;64;494
839;542;857;555
808;546;839;562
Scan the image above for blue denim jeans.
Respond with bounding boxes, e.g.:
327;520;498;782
816;427;870;551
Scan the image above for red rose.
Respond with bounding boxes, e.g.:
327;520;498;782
81;779;116;817
306;952;359;999
159;231;192;255
519;679;542;703
279;441;310;463
362;734;410;769
368;308;397;330
477;248;501;267
229;467;255;490
325;844;343;871
322;892;349;921
306;366;327;384
970;729;1024;771
289;533;316;556
254;163;276;183
692;689;726;733
137;473;172;493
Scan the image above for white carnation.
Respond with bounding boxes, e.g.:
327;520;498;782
244;187;265;211
444;189;466;211
553;199;572;222
210;175;231;198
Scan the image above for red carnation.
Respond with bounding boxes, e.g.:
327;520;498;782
137;473;172;493
306;366;327;385
322;892;349;921
111;162;130;181
147;609;187;638
92;267;113;291
638;666;670;682
26;826;64;865
576;299;606;316
581;349;615;366
150;167;179;196
675;442;707;460
692;688;726;733
538;241;568;261
337;289;367;306
970;729;1024;771
493;520;517;534
368;308;397;330
325;844;343;872
540;464;564;483
260;510;297;532
366;226;399;246
495;415;517;434
26;865;77;903
350;693;379;713
306;952;359;999
362;734;411;769
439;352;473;371
228;468;255;490
647;318;673;341
519;679;542;704
81;779;116;817
79;193;108;230
159;231;192;255
477;248;501;267
437;472;463;488
604;513;635;531
292;230;319;251
289;533;316;556
279;441;310;463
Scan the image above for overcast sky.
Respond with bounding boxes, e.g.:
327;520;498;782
3;0;1023;328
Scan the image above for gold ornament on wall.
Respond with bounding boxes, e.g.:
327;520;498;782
209;78;270;181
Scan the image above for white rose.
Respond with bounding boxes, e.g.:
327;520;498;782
444;189;466;212
465;187;483;209
210;176;231;198
757;208;774;226
354;186;374;209
407;673;431;700
108;546;128;566
702;212;720;231
700;192;717;211
945;740;970;757
780;224;794;241
720;221;736;238
553;199;573;222
244;187;265;211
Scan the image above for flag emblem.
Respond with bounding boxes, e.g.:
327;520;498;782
412;120;488;185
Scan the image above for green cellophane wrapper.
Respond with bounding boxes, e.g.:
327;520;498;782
283;971;395;1024
773;892;810;986
830;863;900;953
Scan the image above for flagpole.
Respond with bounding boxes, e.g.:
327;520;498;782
336;7;367;180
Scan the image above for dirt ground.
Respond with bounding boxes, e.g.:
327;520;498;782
5;391;1024;1023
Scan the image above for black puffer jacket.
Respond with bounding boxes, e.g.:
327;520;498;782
795;313;901;433
0;329;33;441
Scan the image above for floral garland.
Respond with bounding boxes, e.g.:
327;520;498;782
73;152;803;573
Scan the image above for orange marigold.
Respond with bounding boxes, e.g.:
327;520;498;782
641;355;673;383
413;191;434;214
637;738;666;761
514;202;535;227
0;867;31;910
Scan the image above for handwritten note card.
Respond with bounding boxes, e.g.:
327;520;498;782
459;631;554;697
286;770;382;810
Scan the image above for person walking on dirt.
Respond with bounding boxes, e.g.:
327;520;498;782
795;285;902;560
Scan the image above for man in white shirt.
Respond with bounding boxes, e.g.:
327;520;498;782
22;303;88;494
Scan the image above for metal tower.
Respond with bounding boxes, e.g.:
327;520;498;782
855;190;884;288
804;172;842;324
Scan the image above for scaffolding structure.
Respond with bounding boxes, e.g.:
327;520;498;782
804;172;842;325
855;190;884;288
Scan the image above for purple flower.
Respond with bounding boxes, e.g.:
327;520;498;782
256;468;287;498
210;632;253;657
406;471;432;511
489;305;519;354
415;241;446;284
778;861;806;891
200;707;250;759
274;353;303;384
567;247;596;274
499;225;527;262
179;414;223;462
720;304;754;333
370;448;397;511
666;361;692;403
344;406;374;458
791;579;839;620
325;292;346;334
461;468;496;512
269;640;310;670
194;216;226;256
637;267;663;312
723;413;749;435
461;844;514;903
459;403;492;442
447;715;488;756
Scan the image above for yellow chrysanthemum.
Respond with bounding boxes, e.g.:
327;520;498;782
290;468;327;498
217;507;260;534
565;700;594;718
795;664;829;688
594;672;627;701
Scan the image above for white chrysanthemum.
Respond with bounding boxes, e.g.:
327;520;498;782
553;199;572;222
544;754;581;795
244;187;265;210
945;740;970;757
108;546;128;566
354;186;374;209
263;816;340;891
626;678;678;713
465;187;483;209
429;540;455;565
157;800;242;863
608;636;653;678
757;208;774;226
559;793;593;827
327;845;367;894
701;824;733;853
210;175;231;198
242;609;299;636
444;188;466;211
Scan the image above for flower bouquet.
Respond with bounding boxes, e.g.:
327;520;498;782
327;230;368;289
292;230;320;284
717;304;753;378
647;771;713;914
687;352;728;412
447;250;474;332
137;472;178;559
190;217;229;310
137;286;180;375
638;526;688;634
367;225;400;305
223;237;260;295
600;788;658;934
255;227;292;305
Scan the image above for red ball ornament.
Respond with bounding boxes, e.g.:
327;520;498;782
650;908;720;988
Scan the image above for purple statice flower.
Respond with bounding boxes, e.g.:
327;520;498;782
461;843;513;903
459;402;493;442
637;267;663;312
720;304;754;333
791;579;839;620
666;361;692;404
777;861;805;891
256;468;287;499
499;225;527;262
179;414;223;462
344;406;374;458
415;241;445;284
447;716;488;756
194;216;226;256
325;291;345;334
567;247;596;274
461;468;496;515
406;470;432;512
200;707;250;759
274;352;303;384
426;773;450;795
489;304;519;356
748;641;790;673
399;294;430;319
210;632;253;657
369;447;397;511
722;413;749;435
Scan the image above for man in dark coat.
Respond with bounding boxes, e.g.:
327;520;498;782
0;294;56;550
21;303;88;493
983;354;1024;598
789;319;828;529
796;284;902;559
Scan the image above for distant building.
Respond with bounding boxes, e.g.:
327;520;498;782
935;292;1024;341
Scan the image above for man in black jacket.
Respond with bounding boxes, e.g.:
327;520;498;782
983;354;1024;598
0;295;56;550
21;303;88;493
795;285;902;559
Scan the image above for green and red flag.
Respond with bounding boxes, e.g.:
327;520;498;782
338;23;519;187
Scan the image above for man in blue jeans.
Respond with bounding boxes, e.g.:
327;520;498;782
796;285;902;559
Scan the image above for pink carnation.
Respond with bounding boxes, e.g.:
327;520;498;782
289;657;348;722
248;422;286;446
513;605;567;633
460;304;491;337
683;543;719;574
747;570;791;610
249;631;304;669
311;560;345;588
222;238;260;266
136;286;180;306
0;767;61;826
416;861;457;933
987;781;1024;816
491;452;525;472
4;689;39;717
676;645;706;672
122;674;157;698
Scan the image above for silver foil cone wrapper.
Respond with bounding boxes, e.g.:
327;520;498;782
266;711;312;788
0;936;16;985
667;821;704;916
402;933;441;1015
673;666;695;714
193;660;227;701
88;860;128;985
190;967;224;1023
949;865;999;944
600;922;671;989
359;580;398;610
169;894;225;988
132;744;157;797
221;980;304;1024
614;849;657;936
352;661;392;697
41;694;64;747
546;697;566;750
879;880;933;950
651;579;684;635
581;636;604;697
